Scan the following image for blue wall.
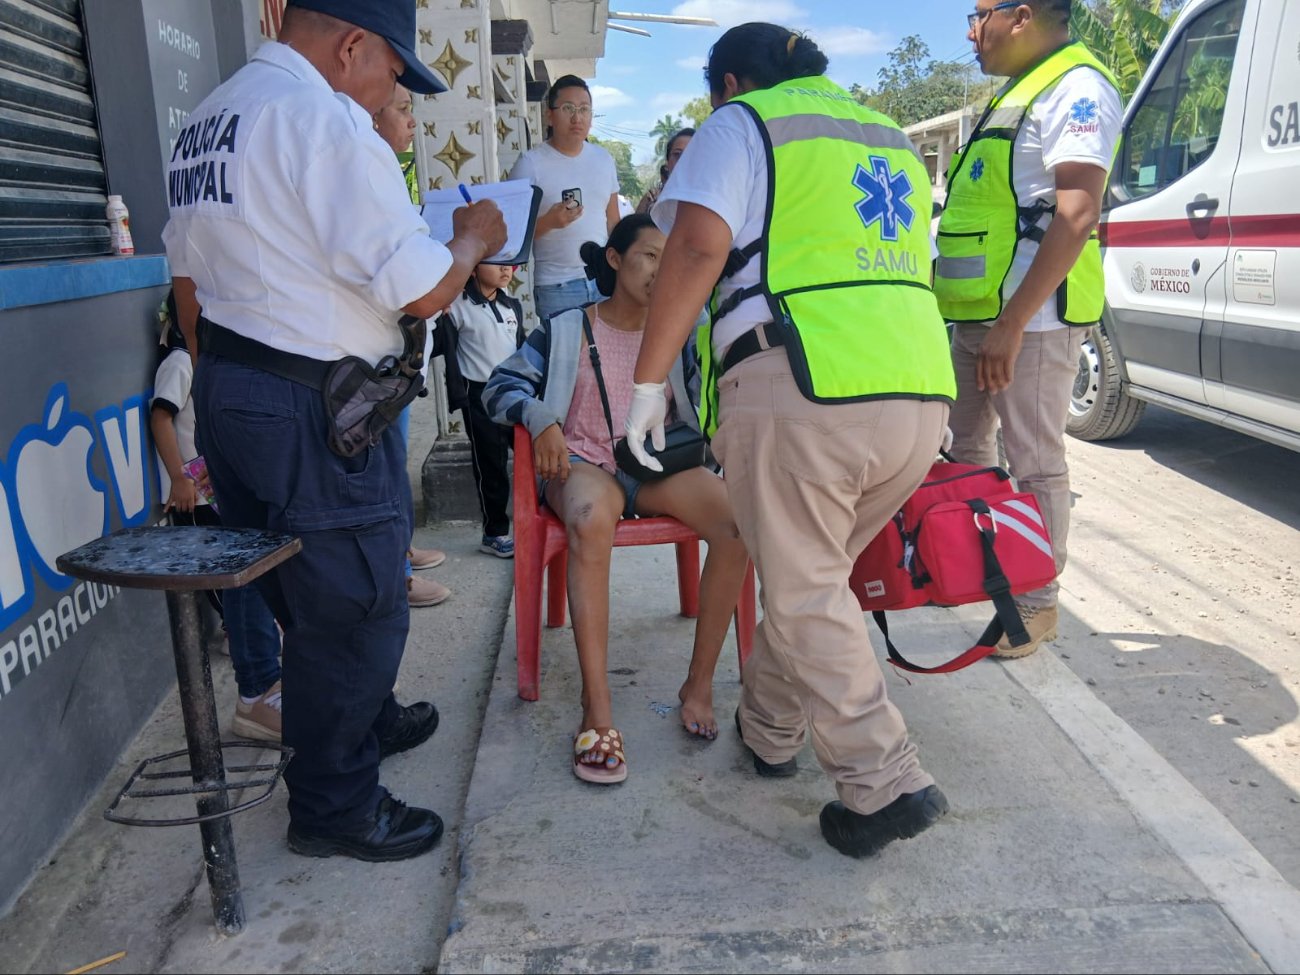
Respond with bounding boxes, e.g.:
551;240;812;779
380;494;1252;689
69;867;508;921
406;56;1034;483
0;265;174;910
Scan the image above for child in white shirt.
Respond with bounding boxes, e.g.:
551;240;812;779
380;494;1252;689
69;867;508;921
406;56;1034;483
435;264;524;556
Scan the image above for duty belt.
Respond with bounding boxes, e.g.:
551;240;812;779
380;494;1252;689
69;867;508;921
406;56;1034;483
720;321;785;376
200;318;331;390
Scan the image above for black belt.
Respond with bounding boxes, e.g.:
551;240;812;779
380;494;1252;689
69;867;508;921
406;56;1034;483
200;318;331;391
720;322;785;376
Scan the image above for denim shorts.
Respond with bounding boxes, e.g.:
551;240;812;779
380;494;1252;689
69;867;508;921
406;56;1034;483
539;453;641;519
534;276;600;322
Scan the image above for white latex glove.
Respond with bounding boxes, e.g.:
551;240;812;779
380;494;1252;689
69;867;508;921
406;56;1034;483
941;425;954;454
623;381;668;472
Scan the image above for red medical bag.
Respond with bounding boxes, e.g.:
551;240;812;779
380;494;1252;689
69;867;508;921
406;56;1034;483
849;461;1057;673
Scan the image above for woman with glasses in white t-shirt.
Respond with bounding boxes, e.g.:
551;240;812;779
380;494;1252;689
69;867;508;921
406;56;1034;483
508;75;621;322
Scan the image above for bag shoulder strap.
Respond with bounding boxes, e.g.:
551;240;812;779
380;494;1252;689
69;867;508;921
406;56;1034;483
872;611;1006;675
872;496;1033;674
580;306;618;449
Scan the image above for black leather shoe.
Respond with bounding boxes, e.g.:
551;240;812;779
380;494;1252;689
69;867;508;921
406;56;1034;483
734;708;798;778
287;794;443;862
819;785;949;859
377;701;439;760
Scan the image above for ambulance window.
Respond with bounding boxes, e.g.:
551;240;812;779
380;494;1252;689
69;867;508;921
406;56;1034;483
1116;0;1244;201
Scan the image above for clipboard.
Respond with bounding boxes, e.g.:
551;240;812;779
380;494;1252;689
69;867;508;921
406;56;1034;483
420;180;543;265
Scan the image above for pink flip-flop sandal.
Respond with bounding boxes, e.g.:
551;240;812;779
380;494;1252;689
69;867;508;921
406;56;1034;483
573;728;627;784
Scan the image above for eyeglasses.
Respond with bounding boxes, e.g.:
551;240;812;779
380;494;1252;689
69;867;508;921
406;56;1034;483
553;103;592;119
967;1;1022;29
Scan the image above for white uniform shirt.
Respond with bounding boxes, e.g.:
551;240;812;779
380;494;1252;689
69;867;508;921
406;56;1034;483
652;104;768;360
508;142;619;287
443;291;521;383
161;42;453;365
151;348;203;502
1005;66;1123;332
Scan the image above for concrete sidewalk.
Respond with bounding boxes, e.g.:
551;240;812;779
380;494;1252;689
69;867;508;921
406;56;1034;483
439;544;1297;974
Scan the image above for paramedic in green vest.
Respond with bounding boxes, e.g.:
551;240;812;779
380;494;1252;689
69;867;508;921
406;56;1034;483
625;23;957;859
936;0;1122;658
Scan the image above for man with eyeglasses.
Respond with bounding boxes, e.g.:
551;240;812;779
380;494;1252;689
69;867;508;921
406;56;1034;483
934;0;1122;658
509;75;621;322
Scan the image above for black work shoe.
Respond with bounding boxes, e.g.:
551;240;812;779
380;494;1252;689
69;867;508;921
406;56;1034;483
819;785;950;859
377;701;439;760
734;708;798;778
287;794;444;862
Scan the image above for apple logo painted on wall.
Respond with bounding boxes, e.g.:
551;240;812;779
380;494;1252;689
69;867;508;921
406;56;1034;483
1;382;151;631
11;385;110;587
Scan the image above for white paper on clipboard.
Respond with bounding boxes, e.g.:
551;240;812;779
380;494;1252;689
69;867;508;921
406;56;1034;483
420;179;542;265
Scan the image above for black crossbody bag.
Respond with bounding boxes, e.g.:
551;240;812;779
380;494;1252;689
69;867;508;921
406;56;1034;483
579;308;704;483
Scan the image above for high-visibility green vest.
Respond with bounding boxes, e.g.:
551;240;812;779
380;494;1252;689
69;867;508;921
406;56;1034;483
934;43;1119;326
398;150;419;204
696;75;955;437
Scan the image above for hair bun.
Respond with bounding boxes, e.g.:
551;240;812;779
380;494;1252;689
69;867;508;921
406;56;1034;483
579;240;602;268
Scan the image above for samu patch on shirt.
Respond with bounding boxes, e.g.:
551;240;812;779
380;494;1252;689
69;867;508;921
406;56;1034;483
1067;97;1101;135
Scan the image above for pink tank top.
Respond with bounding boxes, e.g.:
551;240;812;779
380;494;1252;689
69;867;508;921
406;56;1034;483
563;311;672;472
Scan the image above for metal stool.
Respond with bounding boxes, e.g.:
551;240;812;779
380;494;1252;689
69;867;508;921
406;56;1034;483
57;525;301;935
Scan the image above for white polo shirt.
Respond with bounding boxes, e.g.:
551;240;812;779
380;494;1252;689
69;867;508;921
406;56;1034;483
162;42;452;365
652;104;768;359
442;290;521;382
151;348;202;500
1006;66;1123;331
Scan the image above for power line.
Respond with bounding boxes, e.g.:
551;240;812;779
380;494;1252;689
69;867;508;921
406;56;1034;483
937;42;974;64
594;123;653;140
594;117;660;137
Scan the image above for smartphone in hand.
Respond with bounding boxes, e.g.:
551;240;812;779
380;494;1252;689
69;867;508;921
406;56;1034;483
561;187;582;209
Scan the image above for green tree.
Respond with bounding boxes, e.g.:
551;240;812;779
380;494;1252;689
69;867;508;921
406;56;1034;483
589;136;643;199
874;34;930;94
1072;0;1181;99
681;97;711;128
850;35;999;127
649;114;685;157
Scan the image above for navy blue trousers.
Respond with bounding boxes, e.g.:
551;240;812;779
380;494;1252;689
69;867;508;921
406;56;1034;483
194;354;408;831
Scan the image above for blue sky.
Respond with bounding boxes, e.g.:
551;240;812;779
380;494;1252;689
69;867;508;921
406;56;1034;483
590;0;979;164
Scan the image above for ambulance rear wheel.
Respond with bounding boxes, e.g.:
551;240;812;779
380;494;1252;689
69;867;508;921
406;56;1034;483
1067;322;1145;441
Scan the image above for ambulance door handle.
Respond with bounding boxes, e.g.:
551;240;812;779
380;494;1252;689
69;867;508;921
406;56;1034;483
1186;195;1219;217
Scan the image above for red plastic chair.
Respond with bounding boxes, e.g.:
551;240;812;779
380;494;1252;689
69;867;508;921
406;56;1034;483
512;424;756;701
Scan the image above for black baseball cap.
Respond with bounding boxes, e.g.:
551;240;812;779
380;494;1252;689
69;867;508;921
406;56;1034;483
288;0;448;94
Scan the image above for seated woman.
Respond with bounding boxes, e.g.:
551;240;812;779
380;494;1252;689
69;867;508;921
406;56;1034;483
484;214;750;784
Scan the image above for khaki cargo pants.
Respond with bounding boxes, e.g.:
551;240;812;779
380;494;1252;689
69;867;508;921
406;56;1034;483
710;348;949;816
947;323;1086;610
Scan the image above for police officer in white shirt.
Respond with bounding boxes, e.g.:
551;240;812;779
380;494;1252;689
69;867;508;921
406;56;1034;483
163;0;506;862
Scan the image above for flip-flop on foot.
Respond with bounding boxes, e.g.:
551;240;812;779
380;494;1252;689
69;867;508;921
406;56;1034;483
573;727;627;784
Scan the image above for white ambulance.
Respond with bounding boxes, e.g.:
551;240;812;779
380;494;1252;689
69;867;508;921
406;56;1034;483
1069;0;1300;452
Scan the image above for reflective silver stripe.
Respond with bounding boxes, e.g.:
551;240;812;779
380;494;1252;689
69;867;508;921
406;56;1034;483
937;256;986;280
984;105;1027;130
991;509;1054;558
766;114;919;158
1004;498;1044;527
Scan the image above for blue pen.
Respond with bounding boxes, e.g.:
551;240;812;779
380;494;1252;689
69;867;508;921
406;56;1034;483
458;183;473;204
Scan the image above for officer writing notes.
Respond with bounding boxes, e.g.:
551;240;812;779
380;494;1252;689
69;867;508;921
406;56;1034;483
935;0;1121;659
625;23;957;859
163;0;505;861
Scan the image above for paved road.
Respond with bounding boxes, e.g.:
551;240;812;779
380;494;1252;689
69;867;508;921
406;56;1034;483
1060;406;1300;890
